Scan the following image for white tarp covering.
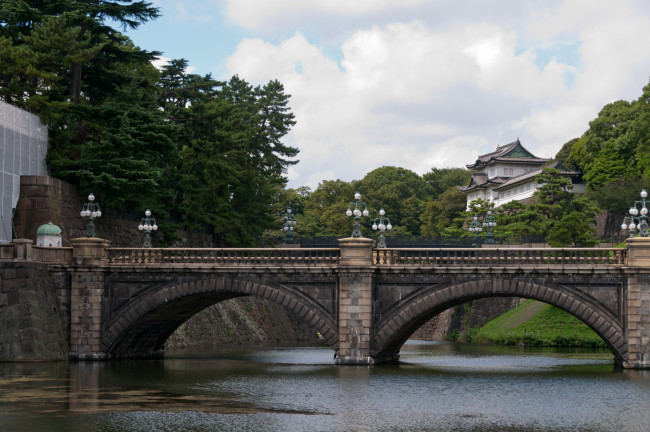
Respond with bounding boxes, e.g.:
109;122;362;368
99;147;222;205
0;101;49;242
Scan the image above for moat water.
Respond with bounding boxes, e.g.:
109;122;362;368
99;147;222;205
1;341;649;432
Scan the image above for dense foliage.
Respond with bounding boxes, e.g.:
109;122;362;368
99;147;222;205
1;1;297;246
568;80;650;212
267;167;471;244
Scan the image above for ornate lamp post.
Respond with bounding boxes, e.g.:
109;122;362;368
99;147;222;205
138;210;158;248
282;208;297;244
468;215;482;247
482;209;497;244
80;193;102;237
346;192;369;237
372;209;392;248
621;189;649;237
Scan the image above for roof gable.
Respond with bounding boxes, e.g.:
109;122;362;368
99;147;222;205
466;139;550;170
502;142;536;159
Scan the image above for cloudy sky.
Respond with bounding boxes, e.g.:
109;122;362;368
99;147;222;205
125;0;650;189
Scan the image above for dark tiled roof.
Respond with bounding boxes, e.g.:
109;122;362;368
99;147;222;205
465;139;550;169
458;173;507;192
493;162;580;190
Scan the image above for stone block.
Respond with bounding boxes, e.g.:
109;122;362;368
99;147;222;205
6;317;19;331
629;299;642;308
346;305;363;314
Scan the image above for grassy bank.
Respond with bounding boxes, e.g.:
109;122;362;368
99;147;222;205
466;299;607;348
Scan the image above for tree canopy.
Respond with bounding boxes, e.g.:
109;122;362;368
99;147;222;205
1;2;298;246
569;80;650;195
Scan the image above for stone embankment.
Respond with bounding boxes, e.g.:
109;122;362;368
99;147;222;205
412;297;522;341
0;261;67;361
165;297;321;350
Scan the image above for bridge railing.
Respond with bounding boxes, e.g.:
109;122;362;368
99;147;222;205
107;247;341;266
0;242;73;263
373;247;627;266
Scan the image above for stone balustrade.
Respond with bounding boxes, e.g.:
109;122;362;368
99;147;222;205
0;240;630;268
373;247;627;266
106;247;341;266
0;239;73;263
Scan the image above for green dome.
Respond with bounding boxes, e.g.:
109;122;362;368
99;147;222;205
36;222;62;236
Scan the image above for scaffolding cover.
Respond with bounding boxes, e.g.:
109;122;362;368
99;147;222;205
0;101;49;242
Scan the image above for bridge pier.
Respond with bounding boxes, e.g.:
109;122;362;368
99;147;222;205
335;238;386;365
68;238;110;361
624;237;650;368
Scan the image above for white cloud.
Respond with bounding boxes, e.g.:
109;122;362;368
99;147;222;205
221;0;650;188
151;55;171;71
151;56;196;74
226;0;422;29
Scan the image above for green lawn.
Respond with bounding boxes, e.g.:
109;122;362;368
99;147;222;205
467;299;607;348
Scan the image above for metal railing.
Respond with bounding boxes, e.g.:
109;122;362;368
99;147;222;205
373;247;627;266
107;247;341;266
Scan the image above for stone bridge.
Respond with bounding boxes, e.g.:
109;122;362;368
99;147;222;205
1;237;649;368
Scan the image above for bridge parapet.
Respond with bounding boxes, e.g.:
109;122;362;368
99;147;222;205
373;247;627;266
106;247;340;266
0;239;72;263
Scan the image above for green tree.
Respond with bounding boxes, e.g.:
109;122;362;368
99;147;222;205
553;138;580;171
357;166;431;235
420;186;467;236
56;82;180;208
532;168;599;247
1;1;166;210
170;75;298;246
570;79;650;192
586;177;649;214
422;167;472;200
490;169;599;246
301;179;356;237
494;200;544;241
545;195;598;247
582;141;633;188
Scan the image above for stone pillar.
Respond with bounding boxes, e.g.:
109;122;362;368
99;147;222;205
13;238;33;260
624;237;650;368
69;238;110;360
336;237;375;365
70;238;110;265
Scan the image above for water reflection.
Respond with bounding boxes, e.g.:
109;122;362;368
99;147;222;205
0;342;648;432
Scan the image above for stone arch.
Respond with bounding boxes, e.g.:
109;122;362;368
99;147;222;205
371;277;626;364
104;276;338;359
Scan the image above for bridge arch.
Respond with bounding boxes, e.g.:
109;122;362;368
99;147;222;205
372;277;627;364
103;276;338;359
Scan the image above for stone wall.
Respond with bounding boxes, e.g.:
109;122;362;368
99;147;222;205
411;297;522;341
13;175;213;248
411;309;453;340
467;297;523;329
13;176;83;246
165;297;320;350
0;261;67;361
595;211;626;243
